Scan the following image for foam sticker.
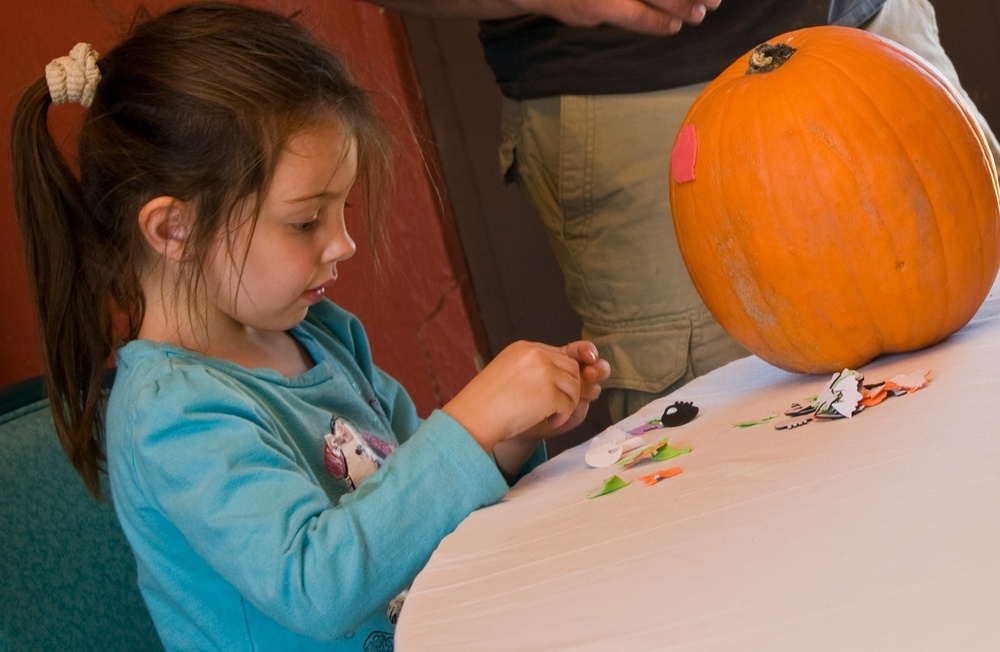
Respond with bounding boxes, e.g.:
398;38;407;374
671;124;698;184
639;467;683;486
620;437;691;469
888;370;931;392
587;474;631;499
660;400;698;427
585;430;645;468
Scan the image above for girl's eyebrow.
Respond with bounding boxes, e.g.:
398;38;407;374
284;191;337;204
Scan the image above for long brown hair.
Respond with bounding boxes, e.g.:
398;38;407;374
10;2;394;497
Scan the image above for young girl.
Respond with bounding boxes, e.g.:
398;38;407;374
10;3;609;649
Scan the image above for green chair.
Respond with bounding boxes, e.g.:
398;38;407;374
0;377;162;651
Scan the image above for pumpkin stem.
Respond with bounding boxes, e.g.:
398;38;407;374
746;43;796;74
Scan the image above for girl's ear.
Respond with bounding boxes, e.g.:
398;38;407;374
138;196;193;262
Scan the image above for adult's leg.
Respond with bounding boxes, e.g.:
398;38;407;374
499;89;748;421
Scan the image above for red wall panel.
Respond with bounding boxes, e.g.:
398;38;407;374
0;0;483;414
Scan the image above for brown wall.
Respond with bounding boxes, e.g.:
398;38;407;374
0;0;485;416
933;0;1000;131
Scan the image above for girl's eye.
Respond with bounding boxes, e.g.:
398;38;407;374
293;220;319;233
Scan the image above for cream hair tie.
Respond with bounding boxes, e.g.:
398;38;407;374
45;43;101;107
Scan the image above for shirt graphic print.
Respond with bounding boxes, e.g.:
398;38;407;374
321;416;408;637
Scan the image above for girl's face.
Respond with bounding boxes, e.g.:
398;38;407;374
204;119;358;335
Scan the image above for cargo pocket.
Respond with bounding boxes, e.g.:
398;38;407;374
583;317;693;394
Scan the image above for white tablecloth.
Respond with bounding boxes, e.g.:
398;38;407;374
396;283;1000;651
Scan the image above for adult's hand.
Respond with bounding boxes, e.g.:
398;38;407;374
361;0;722;35
519;0;721;34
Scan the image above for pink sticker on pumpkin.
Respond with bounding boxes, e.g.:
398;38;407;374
671;124;697;184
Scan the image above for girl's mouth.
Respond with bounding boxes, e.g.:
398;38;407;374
302;284;327;304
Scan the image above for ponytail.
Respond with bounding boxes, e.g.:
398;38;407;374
10;78;135;498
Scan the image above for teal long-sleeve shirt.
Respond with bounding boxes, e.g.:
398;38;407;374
106;299;534;650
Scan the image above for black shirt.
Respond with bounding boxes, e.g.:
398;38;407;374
480;0;887;98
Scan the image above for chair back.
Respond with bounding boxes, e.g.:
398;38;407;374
0;377;162;651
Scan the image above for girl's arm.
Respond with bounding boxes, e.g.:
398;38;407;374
322;301;602;480
110;369;508;642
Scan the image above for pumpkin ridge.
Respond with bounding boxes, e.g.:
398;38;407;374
909;72;1000;334
815;41;952;351
767;100;869;369
714;86;799;362
884;54;994;345
764;50;882;368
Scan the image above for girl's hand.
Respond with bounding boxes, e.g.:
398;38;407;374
491;340;609;479
516;340;611;439
547;340;611;434
443;340;609;453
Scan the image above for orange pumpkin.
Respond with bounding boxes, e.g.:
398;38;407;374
669;26;1000;374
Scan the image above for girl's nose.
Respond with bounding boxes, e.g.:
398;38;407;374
323;222;356;264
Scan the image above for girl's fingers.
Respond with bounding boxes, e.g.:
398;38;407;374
562;340;599;364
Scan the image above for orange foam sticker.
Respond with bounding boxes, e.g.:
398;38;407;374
639;467;683;486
